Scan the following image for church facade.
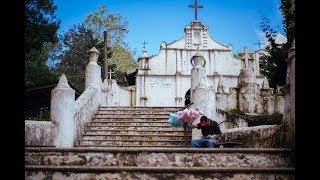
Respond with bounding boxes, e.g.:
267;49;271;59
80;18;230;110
104;2;284;115
136;20;264;107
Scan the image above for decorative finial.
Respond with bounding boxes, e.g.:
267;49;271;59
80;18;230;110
57;74;70;88
88;47;100;62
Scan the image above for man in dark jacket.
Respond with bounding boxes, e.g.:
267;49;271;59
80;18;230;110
190;116;222;148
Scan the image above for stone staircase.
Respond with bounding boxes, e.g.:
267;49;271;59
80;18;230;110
25;106;295;179
77;106;191;147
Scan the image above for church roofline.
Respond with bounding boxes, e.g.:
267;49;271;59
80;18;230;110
166;36;185;46
207;34;231;50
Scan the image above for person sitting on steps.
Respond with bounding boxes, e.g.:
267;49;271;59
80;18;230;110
189;116;222;148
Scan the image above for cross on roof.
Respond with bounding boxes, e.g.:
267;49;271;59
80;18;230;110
142;40;148;49
188;0;203;21
254;40;265;49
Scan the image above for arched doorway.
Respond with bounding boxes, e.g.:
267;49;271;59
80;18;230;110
184;89;191;106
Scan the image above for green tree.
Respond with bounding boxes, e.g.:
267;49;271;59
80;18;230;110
84;5;137;86
25;0;60;87
55;24;100;92
259;11;287;88
280;0;295;47
259;0;295;89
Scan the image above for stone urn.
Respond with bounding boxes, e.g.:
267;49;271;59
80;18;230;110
192;52;204;67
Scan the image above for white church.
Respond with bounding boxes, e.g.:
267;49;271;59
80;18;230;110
103;1;285;115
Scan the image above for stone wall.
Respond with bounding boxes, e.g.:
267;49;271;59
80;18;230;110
216;87;284;114
221;125;281;148
25;121;55;146
216;109;248;130
104;79;135;106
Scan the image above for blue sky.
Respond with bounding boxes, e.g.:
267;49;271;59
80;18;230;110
54;0;285;60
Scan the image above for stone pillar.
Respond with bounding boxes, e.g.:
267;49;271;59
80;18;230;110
281;38;295;148
136;49;150;107
238;68;259;113
85;47;102;89
190;52;216;140
51;74;75;148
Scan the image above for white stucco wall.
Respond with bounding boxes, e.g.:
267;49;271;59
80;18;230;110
105;79;134;106
74;85;101;146
148;49;242;77
136;75;191;107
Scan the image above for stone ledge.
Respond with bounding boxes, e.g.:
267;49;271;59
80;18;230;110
25;147;292;153
25;165;295;173
222;125;278;133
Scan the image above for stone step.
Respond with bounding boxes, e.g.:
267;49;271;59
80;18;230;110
91;119;171;122
96;110;173;114
79;145;186;148
25;166;295;179
89;121;170;126
83;130;191;136
80;134;192;141
94;114;169;118
25;147;294;168
99;106;183;111
79;139;187;146
85;126;183;131
92;117;170;120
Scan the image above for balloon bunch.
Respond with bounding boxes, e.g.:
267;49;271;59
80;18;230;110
167;106;204;127
178;107;204;123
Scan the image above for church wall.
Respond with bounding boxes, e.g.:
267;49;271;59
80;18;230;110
144;76;176;106
148;48;242;78
136;75;191;107
214;51;241;76
106;79;132;106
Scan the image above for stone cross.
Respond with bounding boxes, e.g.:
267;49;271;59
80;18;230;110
142;41;148;49
108;70;115;79
188;0;203;21
238;46;255;68
254;40;265;50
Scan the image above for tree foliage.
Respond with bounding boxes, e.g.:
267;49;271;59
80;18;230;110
259;1;294;89
280;0;295;46
259;12;287;88
25;0;60;87
55;24;100;92
84;5;137;86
